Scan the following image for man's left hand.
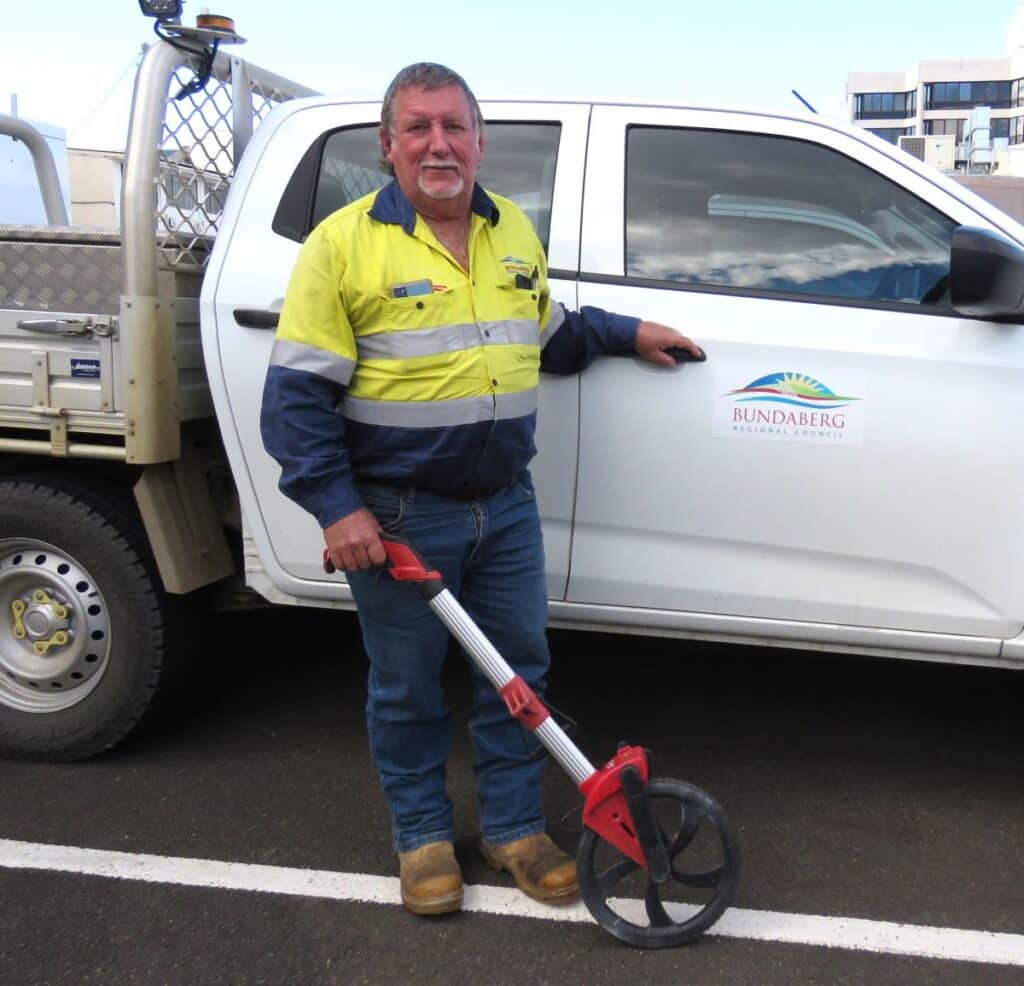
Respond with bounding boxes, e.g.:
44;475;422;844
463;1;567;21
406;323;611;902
635;321;703;368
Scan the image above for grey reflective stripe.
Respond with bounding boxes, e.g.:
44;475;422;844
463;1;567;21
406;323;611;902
539;303;566;349
503;320;540;347
344;388;538;427
496;388;538;419
270;338;355;386
356;319;538;360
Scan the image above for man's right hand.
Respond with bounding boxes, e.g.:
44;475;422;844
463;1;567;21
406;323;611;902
324;508;387;571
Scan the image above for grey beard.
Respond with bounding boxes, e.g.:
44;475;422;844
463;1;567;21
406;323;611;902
418;173;464;200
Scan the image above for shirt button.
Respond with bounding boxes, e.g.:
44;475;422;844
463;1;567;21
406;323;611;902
483;330;490;337
416;301;424;309
531;294;537;300
491;378;498;386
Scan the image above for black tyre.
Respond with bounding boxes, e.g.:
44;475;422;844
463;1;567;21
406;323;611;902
0;478;172;761
577;777;740;949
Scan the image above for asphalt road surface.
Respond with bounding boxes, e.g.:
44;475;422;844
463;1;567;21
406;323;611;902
1;606;1022;985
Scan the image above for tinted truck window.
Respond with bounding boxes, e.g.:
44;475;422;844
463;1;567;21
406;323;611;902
625;127;957;306
304;122;561;249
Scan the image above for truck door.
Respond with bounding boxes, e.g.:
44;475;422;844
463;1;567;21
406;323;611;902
569;105;1024;641
204;101;588;601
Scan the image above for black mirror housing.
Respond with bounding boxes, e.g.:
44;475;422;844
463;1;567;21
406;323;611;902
950;226;1024;321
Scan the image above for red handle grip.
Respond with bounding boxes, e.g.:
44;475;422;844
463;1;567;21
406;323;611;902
379;533;443;582
322;533;442;582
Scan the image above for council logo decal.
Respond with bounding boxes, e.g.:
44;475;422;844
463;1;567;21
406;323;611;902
726;372;860;410
500;254;533;277
713;368;865;446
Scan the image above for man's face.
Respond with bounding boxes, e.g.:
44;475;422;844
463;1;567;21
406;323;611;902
381;84;485;211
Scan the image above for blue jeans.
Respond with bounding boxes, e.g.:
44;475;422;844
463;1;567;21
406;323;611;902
346;474;550;853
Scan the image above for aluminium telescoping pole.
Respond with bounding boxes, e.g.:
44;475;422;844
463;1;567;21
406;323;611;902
324;536;596;784
426;586;597;785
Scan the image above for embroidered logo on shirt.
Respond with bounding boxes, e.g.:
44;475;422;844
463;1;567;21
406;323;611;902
501;255;532;277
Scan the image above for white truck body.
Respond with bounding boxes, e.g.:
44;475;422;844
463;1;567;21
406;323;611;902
208;94;1024;669
3;28;1024;760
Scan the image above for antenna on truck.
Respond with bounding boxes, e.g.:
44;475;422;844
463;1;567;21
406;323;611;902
791;89;818;114
138;2;245;100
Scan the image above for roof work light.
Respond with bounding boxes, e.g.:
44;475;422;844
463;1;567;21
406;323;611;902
138;0;183;21
136;1;244;99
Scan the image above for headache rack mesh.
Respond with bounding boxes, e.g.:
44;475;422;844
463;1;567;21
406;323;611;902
152;46;319;271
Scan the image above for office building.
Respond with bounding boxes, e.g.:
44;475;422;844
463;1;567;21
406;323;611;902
847;3;1024;149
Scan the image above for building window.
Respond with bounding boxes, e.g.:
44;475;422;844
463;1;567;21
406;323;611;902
624;126;955;307
854;91;916;120
925;81;1012;110
163;170;198;211
927;117;1010;142
867;127;914;144
925;118;966;142
1012;116;1024;145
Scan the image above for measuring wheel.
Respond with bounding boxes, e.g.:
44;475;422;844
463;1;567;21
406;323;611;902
325;534;741;948
577;777;740;949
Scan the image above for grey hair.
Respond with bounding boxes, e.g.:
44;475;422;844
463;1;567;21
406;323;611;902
379;62;484;176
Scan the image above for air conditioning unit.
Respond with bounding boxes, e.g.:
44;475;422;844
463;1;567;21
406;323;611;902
898;134;955;171
899;136;926;160
960;106;993;174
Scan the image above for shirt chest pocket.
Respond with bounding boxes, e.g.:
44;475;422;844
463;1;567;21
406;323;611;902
494;278;541;326
373;293;441;331
372;281;471;332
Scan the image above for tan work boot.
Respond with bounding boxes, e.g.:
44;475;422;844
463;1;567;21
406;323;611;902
480;832;579;905
398;841;463;915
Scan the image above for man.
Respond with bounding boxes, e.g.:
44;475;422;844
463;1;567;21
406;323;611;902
261;63;702;916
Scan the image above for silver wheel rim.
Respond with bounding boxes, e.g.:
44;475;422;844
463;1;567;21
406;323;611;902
0;538;112;713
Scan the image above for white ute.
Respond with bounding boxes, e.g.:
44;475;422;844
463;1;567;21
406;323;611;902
3;16;1024;760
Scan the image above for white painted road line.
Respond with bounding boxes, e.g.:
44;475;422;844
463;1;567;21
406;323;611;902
1;838;1022;967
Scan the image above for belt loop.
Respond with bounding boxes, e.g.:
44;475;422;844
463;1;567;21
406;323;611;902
406;487;416;504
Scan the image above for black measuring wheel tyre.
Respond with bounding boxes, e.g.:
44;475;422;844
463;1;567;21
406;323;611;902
577;777;740;949
0;478;173;761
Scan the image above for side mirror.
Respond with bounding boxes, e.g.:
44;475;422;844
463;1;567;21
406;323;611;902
950;226;1024;321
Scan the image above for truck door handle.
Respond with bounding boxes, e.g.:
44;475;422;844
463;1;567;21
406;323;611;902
233;308;280;329
666;345;707;362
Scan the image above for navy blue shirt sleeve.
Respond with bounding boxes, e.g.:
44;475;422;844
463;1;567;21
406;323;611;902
260;364;363;528
539;305;640;376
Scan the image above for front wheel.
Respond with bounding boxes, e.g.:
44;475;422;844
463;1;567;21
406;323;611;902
0;478;174;761
577;777;740;949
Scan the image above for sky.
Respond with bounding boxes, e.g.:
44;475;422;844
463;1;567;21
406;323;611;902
0;1;1020;151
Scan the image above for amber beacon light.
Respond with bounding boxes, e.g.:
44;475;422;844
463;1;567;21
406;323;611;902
195;10;236;32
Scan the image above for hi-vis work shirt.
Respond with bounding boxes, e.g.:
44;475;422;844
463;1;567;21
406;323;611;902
261;181;639;528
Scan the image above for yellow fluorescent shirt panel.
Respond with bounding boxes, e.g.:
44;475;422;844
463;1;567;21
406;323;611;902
275;189;547;408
